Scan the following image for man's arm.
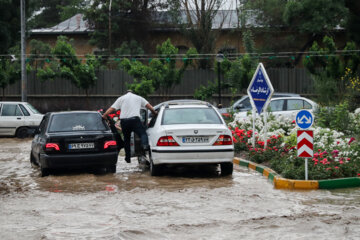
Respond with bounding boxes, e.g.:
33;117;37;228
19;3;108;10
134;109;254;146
145;103;157;116
102;107;116;120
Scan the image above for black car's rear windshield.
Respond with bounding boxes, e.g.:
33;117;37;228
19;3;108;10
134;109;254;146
162;108;222;125
48;113;108;132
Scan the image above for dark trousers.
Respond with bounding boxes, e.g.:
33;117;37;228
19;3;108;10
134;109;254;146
120;117;148;160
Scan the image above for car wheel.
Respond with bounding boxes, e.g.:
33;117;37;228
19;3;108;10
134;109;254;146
30;152;39;166
40;167;50;177
16;127;28;138
107;165;116;173
220;162;233;176
150;159;162;176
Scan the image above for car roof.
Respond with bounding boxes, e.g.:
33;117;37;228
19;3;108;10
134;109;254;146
48;111;101;116
155;99;213;109
269;96;313;101
0;101;29;104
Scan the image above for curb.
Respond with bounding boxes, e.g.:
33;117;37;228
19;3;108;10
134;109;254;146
233;157;360;190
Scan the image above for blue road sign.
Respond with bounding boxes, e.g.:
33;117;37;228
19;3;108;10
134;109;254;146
247;63;274;114
296;110;314;129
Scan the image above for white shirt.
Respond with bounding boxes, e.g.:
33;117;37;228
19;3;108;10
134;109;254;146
111;92;148;119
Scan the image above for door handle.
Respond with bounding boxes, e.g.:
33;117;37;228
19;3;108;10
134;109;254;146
17;118;21;120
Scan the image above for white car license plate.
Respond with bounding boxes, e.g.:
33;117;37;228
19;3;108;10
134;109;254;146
68;142;95;149
182;136;209;143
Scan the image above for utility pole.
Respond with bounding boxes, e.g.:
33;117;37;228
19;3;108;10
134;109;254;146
108;0;112;56
20;0;27;102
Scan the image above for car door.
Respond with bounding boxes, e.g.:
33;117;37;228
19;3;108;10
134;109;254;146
32;115;48;159
130;108;149;157
0;103;25;136
285;99;307;119
268;99;286;118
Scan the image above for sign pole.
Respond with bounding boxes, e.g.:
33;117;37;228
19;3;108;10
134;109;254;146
264;110;267;149
305;158;308;180
247;63;274;150
252;108;255;147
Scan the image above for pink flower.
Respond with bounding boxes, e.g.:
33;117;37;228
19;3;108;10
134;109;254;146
335;166;339;169
331;150;339;157
326;167;331;171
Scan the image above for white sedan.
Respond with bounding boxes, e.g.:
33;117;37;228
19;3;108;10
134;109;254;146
0;101;43;138
143;100;234;176
234;97;318;121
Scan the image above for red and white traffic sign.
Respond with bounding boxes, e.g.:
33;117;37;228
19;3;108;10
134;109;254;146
297;130;313;158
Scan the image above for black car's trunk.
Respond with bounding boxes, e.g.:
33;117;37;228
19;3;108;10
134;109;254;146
46;132;116;154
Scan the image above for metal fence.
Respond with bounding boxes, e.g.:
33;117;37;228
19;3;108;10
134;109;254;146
3;68;314;96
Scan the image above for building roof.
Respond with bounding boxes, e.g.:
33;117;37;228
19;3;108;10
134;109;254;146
30;14;91;35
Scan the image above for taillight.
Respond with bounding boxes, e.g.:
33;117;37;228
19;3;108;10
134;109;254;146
45;143;60;151
104;140;117;149
222;113;231;118
213;135;233;145
157;136;179;146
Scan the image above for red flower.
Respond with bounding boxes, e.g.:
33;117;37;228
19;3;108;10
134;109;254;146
348;137;355;145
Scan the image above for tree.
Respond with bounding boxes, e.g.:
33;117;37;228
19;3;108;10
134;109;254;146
29;0;90;29
37;36;99;97
241;0;350;66
194;29;258;101
345;0;360;46
303;36;360;106
0;58;20;100
28;39;52;72
85;0;165;53
0;0;21;54
168;0;229;69
283;0;348;64
120;39;197;98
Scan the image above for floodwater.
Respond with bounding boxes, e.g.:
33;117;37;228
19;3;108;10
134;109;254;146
0;138;360;240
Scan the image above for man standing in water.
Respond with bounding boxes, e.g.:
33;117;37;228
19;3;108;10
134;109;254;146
102;90;157;163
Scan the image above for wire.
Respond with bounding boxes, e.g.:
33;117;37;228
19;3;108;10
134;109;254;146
1;49;359;61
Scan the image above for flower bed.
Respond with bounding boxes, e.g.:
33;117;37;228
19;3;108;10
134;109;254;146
228;112;360;180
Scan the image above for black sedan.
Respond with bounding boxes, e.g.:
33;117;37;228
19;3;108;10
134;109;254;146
30;111;119;176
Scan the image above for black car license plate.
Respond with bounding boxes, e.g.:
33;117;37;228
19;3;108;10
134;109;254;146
68;142;95;149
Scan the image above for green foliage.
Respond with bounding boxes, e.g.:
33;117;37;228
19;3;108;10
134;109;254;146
28;39;52;71
29;0;89;28
303;36;360;105
283;0;348;34
120;39;197;98
315;102;352;134
85;0;164;51
115;40;144;56
168;0;223;69
194;54;257;102
0;0;21;53
0;58;20;98
37;36;98;95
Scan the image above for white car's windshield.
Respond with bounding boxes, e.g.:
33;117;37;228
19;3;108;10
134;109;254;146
25;103;40;114
162;108;222;125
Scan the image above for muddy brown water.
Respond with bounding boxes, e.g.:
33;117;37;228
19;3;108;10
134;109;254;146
1;138;360;240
